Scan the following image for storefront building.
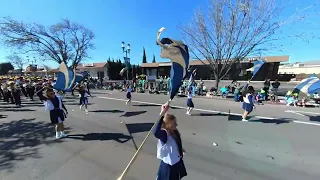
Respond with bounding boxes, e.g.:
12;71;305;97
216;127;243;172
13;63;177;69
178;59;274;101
141;56;289;81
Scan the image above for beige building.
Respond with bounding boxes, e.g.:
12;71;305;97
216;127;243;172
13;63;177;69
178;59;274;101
278;60;320;74
76;62;109;79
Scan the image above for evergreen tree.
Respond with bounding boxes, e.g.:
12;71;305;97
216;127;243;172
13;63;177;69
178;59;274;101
152;54;156;63
142;47;147;63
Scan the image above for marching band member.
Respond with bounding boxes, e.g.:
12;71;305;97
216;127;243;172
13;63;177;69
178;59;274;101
44;88;68;139
12;83;22;107
26;81;35;101
153;103;187;180
242;86;255;122
7;82;15;104
0;83;4;100
0;83;8;102
21;82;28;97
36;82;45;102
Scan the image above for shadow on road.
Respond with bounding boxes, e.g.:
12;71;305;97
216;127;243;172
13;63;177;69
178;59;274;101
193;113;221;116
132;104;181;109
67;133;132;143
64;102;93;106
194;113;293;125
0;114;7;119
305;114;320;122
90;109;124;113
121;111;147;117
21;101;43;105
250;118;291;124
0;118;61;172
125;123;153;134
0;109;35;112
0;105;21;109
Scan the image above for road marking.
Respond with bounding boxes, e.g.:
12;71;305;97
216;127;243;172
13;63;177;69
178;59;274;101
292;121;320;126
285;110;320;115
97;96;320;127
97;96;243;116
285;110;306;117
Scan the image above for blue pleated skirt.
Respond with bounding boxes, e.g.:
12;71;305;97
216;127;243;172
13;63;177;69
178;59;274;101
242;102;253;113
126;92;131;99
186;99;194;108
80;97;88;105
157;159;187;180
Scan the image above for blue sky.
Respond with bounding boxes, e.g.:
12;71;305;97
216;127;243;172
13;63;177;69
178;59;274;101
0;0;319;68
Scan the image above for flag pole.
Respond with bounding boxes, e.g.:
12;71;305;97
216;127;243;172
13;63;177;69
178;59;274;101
117;100;171;180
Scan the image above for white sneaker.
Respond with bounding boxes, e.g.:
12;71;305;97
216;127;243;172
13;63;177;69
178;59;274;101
60;132;68;138
80;105;83;110
85;109;88;113
242;119;248;122
55;132;61;139
126;101;128;105
186;111;191;115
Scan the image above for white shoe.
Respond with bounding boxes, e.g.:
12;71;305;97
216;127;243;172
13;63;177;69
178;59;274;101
60;132;68;138
242;119;248;122
126;101;128;105
85;109;88;113
80;105;83;110
55;132;61;139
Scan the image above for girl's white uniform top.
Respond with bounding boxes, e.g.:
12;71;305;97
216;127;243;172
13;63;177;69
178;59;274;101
243;93;252;104
157;130;181;166
187;92;193;99
44;96;63;111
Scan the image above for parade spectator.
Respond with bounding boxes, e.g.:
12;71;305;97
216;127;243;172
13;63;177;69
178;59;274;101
263;79;270;100
197;79;204;96
271;79;280;102
233;83;241;102
220;86;229;98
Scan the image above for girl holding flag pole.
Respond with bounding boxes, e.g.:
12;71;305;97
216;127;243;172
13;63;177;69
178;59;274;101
241;59;265;122
154;103;187;179
116;27;189;180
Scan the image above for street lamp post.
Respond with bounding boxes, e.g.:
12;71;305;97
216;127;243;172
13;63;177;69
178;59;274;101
121;41;131;81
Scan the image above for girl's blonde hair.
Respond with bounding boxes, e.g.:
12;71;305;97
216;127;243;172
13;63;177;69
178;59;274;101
162;113;177;134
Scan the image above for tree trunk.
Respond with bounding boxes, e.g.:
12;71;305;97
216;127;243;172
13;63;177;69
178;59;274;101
214;74;220;89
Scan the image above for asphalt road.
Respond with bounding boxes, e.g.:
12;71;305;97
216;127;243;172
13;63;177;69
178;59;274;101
1;90;320;180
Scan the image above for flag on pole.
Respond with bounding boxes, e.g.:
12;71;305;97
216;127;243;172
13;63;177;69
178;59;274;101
246;59;265;79
169;47;190;100
53;62;76;92
75;71;89;83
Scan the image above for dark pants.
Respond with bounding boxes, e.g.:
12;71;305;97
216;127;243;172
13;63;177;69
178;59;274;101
263;87;269;100
234;93;239;102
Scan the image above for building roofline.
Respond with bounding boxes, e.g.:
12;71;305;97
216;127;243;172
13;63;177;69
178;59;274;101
141;55;289;68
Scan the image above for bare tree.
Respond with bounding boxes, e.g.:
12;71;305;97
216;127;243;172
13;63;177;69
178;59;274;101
181;0;319;88
6;54;26;74
0;18;94;69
